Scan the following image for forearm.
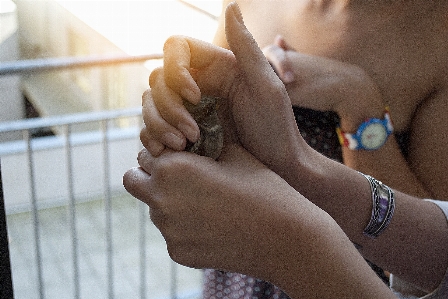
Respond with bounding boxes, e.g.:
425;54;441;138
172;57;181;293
275;225;397;299
279;50;434;197
257;189;396;299
283;146;448;292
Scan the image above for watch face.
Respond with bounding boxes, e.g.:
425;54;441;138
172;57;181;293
360;123;387;150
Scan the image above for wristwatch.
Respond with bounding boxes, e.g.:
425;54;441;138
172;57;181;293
336;108;393;151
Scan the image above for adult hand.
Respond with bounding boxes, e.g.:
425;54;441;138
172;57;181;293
123;144;307;277
123;143;396;299
142;2;307;177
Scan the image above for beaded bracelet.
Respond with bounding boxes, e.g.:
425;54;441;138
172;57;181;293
360;173;395;238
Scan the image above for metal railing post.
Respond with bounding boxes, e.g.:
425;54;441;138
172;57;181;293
102;120;114;299
170;260;178;299
138;201;147;299
66;124;81;299
25;130;45;299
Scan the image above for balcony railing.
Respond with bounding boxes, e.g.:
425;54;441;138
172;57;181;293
0;55;202;299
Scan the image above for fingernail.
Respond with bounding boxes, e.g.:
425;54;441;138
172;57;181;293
163;132;184;150
179;123;200;143
181;88;199;103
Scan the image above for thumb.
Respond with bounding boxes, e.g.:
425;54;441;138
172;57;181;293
224;2;280;86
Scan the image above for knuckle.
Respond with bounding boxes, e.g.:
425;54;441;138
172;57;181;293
140;124;156;145
149;67;163;88
163;35;184;53
137;148;150;164
139;128;149;144
142;128;154;146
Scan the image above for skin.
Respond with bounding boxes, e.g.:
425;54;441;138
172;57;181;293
150;0;448;199
124;3;448;298
125;146;397;299
229;0;448;199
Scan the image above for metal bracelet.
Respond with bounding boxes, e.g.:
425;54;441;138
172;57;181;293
360;173;395;238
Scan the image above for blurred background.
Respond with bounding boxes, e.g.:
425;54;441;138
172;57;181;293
0;1;221;298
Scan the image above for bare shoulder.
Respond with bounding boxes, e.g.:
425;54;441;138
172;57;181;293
408;86;448;200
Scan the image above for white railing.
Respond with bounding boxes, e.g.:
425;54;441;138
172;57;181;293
0;49;205;299
0;108;202;299
0;1;218;297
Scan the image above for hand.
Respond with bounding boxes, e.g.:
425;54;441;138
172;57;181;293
123;143;396;299
263;36;386;129
123;144;306;276
141;3;307;177
262;35;296;84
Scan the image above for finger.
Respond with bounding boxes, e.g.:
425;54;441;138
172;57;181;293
123;167;154;206
272;35;295;83
137;148;155;175
162;36;201;104
263;44;295;84
140;128;165;157
225;3;281;88
263;44;286;73
224;2;293;120
274;35;294;51
224;3;302;172
148;70;200;143
137;147;182;177
162;36;235;102
142;87;197;150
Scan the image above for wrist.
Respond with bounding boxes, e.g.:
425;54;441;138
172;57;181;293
334;72;385;133
337;107;394;151
338;104;387;133
288;149;375;238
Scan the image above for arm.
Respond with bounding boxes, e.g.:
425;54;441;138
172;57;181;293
283;53;435;199
407;88;448;199
245;32;448;293
258;40;448;294
123;145;397;299
284;143;448;293
264;41;446;199
140;2;448;293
